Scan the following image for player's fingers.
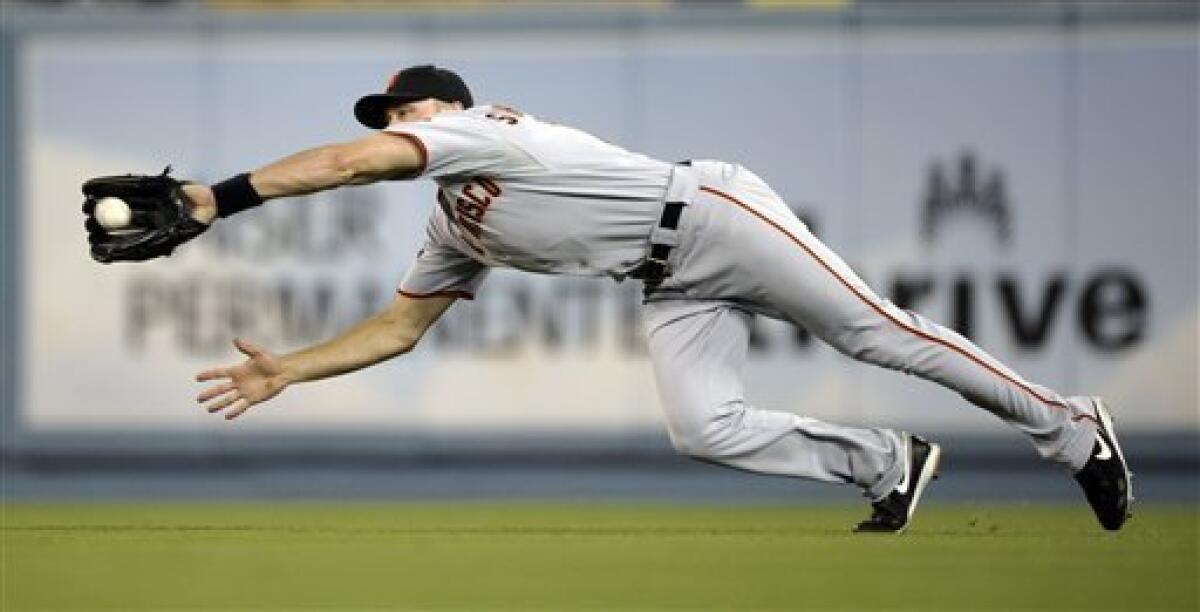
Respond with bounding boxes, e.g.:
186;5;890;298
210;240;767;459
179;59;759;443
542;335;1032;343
196;382;236;403
204;393;240;414
195;368;231;382
224;399;252;421
233;337;264;358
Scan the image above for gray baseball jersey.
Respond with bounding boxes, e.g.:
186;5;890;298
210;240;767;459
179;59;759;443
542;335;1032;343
389;105;1100;499
392;105;672;299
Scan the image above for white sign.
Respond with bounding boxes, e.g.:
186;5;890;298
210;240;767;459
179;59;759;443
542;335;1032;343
19;25;1197;436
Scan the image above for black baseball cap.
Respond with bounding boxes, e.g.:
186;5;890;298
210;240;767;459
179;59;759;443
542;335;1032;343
354;64;474;129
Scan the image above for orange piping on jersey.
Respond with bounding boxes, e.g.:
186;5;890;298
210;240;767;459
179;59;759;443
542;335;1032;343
697;185;1092;423
397;288;474;301
383;131;428;178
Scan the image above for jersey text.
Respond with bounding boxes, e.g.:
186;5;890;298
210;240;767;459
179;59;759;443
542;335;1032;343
443;176;502;255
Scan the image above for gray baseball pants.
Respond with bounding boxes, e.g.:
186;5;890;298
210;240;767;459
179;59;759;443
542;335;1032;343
642;161;1099;499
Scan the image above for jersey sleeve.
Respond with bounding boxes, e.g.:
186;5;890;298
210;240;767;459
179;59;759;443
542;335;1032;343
386;114;505;180
397;217;489;300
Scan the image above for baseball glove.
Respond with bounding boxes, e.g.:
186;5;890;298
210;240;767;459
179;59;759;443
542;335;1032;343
82;167;210;263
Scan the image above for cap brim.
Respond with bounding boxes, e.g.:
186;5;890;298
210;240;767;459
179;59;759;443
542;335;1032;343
354;93;425;129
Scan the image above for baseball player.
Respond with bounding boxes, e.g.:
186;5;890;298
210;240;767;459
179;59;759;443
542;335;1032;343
86;64;1132;532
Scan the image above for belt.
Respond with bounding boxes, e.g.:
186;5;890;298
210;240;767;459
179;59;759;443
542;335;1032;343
629;162;698;287
627;201;685;284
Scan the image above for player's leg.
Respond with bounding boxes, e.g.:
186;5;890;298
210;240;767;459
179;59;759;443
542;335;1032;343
643;299;911;500
678;172;1100;472
651;161;1129;528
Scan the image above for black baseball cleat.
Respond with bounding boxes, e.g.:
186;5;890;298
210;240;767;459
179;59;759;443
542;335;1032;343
854;433;942;534
1074;397;1133;531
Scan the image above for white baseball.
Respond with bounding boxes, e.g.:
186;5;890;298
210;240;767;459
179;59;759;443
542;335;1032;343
94;196;133;230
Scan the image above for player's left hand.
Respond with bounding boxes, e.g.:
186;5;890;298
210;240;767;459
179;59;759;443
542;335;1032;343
182;183;218;224
195;338;290;420
82;167;213;263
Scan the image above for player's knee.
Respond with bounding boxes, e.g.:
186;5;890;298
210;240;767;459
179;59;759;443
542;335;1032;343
664;414;707;457
664;402;744;460
670;435;727;461
667;431;704;458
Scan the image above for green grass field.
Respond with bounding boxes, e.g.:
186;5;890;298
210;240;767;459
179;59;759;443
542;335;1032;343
2;503;1196;611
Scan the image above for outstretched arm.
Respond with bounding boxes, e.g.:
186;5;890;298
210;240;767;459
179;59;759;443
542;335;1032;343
185;132;422;222
195;292;455;420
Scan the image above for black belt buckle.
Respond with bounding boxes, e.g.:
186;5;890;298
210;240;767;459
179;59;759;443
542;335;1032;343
629;256;670;281
630;242;673;282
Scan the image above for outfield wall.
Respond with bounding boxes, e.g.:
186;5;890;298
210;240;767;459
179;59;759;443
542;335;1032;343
1;4;1196;461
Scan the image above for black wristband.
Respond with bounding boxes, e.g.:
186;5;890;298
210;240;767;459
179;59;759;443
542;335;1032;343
212;173;264;218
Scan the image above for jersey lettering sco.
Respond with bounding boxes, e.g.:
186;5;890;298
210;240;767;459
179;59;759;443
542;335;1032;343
387;105;673;298
437;175;501;255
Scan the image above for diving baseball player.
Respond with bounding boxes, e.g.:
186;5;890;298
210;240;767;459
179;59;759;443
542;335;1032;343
84;64;1132;532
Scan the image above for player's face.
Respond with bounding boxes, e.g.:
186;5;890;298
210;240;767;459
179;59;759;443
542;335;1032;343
385;99;444;125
